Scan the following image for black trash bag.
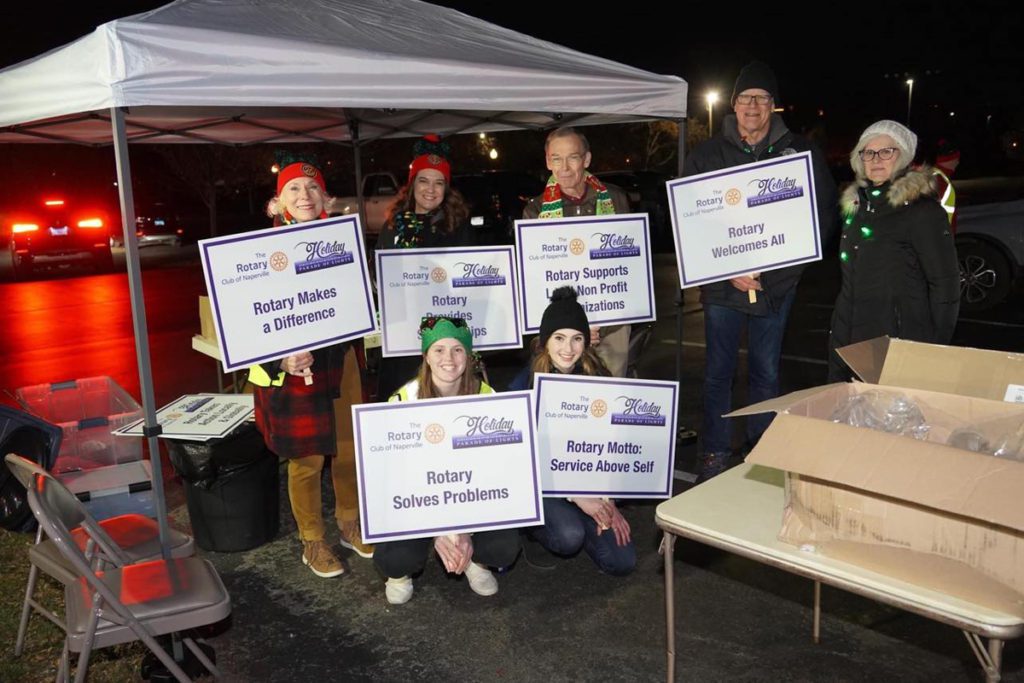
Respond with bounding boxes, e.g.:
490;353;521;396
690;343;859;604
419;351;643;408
166;423;267;490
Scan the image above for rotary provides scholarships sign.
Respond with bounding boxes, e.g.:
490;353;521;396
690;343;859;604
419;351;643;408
353;392;543;543
199;215;377;372
376;246;521;357
534;374;678;498
515;213;656;333
666;152;823;288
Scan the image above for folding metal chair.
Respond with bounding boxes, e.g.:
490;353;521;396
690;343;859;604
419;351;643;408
24;464;230;683
5;454;196;658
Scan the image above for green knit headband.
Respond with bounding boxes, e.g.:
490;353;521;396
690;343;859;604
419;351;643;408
420;316;473;354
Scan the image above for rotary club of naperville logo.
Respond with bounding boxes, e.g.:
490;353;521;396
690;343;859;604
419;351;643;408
424;423;445;444
589;399;608;418
725;188;742;206
430;267;448;283
569;238;586;256
270;251;289;271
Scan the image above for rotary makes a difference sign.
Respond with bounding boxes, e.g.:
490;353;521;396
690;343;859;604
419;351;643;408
199;215;377;371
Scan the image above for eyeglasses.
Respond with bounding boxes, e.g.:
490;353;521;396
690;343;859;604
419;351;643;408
547;154;586;168
859;147;899;162
419;316;468;331
735;94;772;106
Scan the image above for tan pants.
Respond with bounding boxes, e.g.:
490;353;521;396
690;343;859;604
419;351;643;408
287;347;363;541
595;324;631;378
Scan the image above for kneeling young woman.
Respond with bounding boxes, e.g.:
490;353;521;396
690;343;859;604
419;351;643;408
509;287;636;575
373;316;521;604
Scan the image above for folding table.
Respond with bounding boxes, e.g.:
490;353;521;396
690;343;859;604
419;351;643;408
656;463;1023;682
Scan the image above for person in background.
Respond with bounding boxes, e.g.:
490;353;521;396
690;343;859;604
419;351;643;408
375;136;473;401
508;287;635;575
682;61;838;483
828;120;960;381
250;159;370;577
373;316;520;604
523;127;632;378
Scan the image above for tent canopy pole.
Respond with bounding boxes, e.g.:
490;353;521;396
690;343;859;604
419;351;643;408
110;106;172;559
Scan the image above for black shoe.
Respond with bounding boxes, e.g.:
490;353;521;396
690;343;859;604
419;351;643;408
520;533;558;570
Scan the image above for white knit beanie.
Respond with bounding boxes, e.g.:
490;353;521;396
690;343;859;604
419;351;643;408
855;120;917;160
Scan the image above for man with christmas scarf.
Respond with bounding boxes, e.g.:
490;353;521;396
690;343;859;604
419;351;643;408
523;127;632;377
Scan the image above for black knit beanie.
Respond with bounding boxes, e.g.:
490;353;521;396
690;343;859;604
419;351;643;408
539;287;591;348
731;61;779;104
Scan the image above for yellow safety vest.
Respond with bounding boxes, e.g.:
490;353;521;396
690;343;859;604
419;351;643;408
933;168;956;224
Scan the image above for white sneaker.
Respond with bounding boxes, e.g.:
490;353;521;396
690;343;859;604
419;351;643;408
464;562;498;597
385;576;413;605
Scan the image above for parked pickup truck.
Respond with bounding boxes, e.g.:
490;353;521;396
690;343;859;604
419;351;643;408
334;171;401;240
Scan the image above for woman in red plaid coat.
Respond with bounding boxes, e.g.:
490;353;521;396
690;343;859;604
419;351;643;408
250;160;368;578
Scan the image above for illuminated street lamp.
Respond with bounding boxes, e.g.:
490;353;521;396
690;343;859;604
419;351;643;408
706;91;719;137
905;78;914;125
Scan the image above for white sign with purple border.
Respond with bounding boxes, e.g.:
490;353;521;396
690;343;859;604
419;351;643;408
514;213;655;333
199;215;377;372
534;374;678;498
353;391;543;543
376;246;522;358
667;152;822;288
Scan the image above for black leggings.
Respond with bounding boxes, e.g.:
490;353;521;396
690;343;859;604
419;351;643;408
373;529;520;578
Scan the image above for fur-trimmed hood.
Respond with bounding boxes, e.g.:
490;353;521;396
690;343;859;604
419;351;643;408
840;166;938;216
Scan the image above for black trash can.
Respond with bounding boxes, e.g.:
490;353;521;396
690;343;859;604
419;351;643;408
167;424;279;552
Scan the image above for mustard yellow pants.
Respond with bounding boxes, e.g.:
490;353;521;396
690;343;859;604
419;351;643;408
287;347;362;541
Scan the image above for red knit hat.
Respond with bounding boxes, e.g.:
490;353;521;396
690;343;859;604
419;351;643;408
277;162;326;195
408;135;451;184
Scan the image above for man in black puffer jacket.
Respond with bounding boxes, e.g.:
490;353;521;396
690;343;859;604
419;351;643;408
683;61;838;482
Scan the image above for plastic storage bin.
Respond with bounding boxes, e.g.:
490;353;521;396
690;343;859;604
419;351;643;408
16;377;143;474
167;424;279;552
59;460;156;520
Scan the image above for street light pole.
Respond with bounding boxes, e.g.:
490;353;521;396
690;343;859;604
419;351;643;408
905;78;914;125
706;91;718;137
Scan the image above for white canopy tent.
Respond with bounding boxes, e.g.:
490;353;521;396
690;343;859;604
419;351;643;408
0;0;688;555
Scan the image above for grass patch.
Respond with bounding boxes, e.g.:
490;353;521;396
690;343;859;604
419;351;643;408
0;528;145;682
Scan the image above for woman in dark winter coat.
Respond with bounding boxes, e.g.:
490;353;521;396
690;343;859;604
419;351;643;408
508;287;636;576
374;135;473;400
828;120;960;381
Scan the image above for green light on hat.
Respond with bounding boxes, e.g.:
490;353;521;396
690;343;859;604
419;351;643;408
870;189;882;197
840;251;849;262
845;217;853;225
860;226;873;237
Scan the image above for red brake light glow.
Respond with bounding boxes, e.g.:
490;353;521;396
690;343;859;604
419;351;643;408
77;218;104;228
44;199;65;206
13;223;39;233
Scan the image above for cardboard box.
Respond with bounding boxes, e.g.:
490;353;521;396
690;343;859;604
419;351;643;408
735;337;1024;611
199;295;217;343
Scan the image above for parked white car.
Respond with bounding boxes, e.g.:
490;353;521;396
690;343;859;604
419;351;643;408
956;198;1024;312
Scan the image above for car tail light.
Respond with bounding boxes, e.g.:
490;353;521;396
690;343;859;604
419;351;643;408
78;218;104;228
44;199;65;206
137;230;145;237
12;223;39;233
176;229;184;235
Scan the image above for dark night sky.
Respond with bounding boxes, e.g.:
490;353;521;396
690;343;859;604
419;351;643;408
1;1;1022;163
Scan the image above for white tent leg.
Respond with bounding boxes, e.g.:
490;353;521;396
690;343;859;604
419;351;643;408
110;106;172;559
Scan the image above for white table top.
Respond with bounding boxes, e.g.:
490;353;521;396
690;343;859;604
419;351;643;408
656;463;1024;637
